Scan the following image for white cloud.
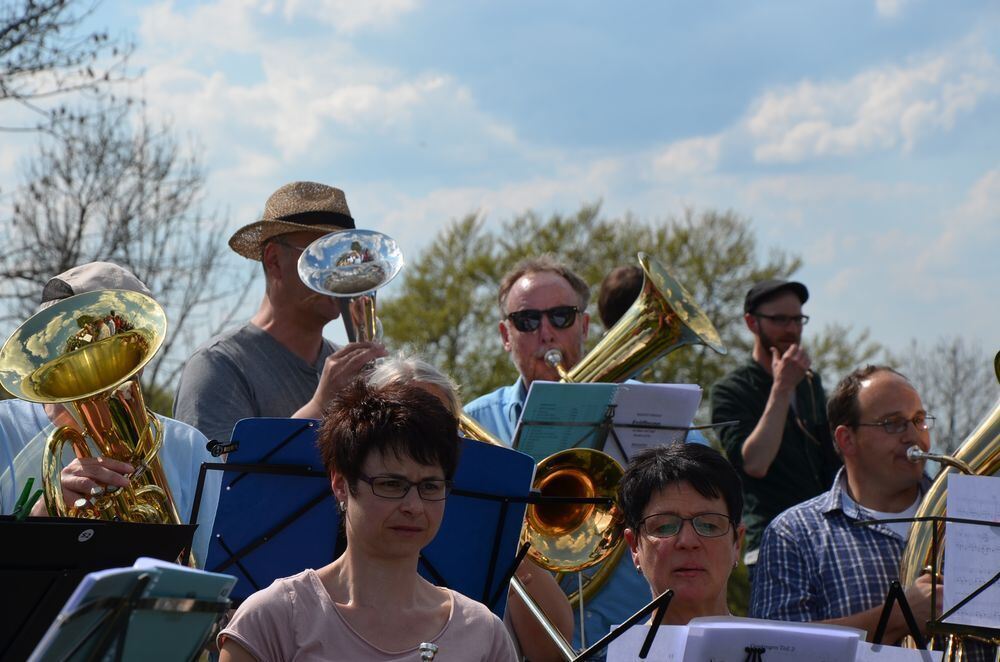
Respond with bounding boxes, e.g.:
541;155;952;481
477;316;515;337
283;0;418;33
744;45;1000;163
651;135;722;176
875;0;911;19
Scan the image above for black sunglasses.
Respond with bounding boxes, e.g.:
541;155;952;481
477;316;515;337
505;306;579;332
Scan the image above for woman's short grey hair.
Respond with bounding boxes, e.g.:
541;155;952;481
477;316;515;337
367;353;462;414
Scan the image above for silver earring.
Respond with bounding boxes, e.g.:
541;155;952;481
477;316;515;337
636;565;643;576
338;501;346;514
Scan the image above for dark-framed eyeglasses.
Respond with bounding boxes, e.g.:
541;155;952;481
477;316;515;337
357;473;452;501
505;306;579;333
857;415;935;435
639;512;733;539
754;313;809;327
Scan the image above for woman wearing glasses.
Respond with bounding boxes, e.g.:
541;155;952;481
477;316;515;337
618;443;744;625
218;379;516;661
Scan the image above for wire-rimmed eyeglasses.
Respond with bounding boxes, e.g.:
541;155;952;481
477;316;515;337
753;313;810;327
639;512;734;539
856;415;935;435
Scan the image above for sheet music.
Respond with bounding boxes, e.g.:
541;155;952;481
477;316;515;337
607;383;702;466
943;474;1000;628
606;624;688;661
682;616;862;661
855;643;943;661
515;382;617;462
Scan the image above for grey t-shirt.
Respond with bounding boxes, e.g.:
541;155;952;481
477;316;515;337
173;323;336;443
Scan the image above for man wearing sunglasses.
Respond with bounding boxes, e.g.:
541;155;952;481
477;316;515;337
710;279;841;583
747;366;1000;658
464;255;591;444
466;255;657;657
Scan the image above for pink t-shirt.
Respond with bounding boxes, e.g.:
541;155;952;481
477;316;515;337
219;569;517;661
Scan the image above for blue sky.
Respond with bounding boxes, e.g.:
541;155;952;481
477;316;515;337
3;0;998;361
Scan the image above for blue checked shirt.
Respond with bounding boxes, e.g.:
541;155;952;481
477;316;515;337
750;467;928;622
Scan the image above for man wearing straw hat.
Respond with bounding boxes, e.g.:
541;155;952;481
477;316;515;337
174;182;386;444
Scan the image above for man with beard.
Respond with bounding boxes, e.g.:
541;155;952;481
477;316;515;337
710;280;841;582
174;182;386;444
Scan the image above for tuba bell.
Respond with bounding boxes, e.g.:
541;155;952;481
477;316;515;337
899;350;1000;659
297;229;404;342
0;290;180;524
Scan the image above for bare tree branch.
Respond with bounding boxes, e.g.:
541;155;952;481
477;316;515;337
0;102;252;410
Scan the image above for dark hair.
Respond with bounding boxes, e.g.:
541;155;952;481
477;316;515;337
827;364;907;431
497;254;590;316
618;443;743;533
597;265;643;329
317;379;460;490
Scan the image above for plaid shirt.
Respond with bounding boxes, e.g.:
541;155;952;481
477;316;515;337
749;467;925;622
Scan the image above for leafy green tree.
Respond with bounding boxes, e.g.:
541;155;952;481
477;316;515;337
380;204;877;417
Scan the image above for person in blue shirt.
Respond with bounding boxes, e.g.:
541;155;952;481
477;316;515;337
465;255;652;655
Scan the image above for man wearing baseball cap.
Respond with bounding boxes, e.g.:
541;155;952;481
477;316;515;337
710;279;841;581
173;182;386;444
0;262;219;565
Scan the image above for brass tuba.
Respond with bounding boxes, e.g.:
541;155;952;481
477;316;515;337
0;290;180;524
898;351;1000;659
297;229;404;342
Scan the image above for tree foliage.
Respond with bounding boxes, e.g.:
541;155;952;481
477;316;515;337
380;204;881;424
0;103;250;411
891;337;999;453
0;0;131;132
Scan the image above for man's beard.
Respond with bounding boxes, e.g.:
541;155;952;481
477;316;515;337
759;325;799;354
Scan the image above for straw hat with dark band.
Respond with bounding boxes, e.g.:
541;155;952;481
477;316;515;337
228;181;357;260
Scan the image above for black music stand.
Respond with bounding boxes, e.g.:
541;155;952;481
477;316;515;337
861;514;1000;650
0;517;195;661
29;562;233;662
574;589;674;660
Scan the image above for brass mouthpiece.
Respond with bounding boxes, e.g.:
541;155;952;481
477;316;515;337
905;446;975;474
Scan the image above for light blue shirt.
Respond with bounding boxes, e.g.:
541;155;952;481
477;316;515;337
0;398;220;566
464;379;654;653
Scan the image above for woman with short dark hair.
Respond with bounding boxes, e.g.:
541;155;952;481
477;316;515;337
619;443;744;625
219;379;516;661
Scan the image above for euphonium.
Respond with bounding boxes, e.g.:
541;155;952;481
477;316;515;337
0;290;180;524
297;229;404;342
898;351;1000;660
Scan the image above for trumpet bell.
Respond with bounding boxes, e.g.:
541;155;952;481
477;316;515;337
524;448;624;573
298;229;404;297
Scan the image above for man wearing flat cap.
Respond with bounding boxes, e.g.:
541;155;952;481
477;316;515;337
173;182;386;444
710;279;840;581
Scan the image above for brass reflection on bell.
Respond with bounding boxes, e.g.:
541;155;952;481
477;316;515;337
0;289;180;524
523;448;624;573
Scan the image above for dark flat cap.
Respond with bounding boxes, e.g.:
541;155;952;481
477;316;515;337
744;279;809;313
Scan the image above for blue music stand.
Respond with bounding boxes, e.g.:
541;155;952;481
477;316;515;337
203;418;333;601
201;418;535;617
